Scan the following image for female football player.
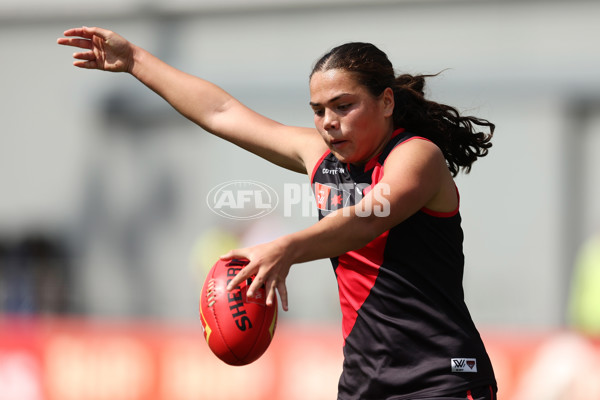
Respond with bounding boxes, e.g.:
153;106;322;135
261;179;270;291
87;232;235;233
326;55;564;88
58;26;497;399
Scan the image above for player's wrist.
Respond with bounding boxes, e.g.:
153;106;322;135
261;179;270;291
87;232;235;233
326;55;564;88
275;234;302;266
128;44;143;75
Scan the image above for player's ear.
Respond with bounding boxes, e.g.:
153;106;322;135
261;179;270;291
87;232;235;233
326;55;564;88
382;87;394;118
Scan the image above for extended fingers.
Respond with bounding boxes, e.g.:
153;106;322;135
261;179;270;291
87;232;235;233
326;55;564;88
60;43;99;69
225;261;275;305
72;60;99;70
265;279;288;311
57;37;94;49
73;51;97;61
61;27;92;39
277;281;288;311
62;26;108;39
246;273;266;299
225;261;255;292
220;245;289;310
225;269;247;292
219;250;237;261
58;26;115;51
58;27;97;46
57;29;97;68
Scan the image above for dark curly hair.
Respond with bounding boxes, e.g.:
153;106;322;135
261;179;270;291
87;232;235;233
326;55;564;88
310;42;494;176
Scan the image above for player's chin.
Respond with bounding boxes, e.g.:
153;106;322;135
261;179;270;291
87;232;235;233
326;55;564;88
330;149;360;165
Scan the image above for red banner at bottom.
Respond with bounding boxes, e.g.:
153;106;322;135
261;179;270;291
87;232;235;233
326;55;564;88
0;317;599;400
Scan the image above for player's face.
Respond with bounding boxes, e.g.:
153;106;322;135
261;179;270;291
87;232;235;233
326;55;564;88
309;69;394;165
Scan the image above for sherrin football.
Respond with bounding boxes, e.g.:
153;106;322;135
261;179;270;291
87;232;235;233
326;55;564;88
199;258;278;366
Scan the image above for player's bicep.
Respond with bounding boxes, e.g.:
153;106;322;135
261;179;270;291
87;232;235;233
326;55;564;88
208;100;325;174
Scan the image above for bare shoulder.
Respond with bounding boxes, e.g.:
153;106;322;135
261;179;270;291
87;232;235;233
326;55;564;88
381;137;457;214
384;137;447;174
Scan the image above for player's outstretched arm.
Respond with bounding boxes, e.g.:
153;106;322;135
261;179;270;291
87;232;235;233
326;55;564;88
57;27;325;174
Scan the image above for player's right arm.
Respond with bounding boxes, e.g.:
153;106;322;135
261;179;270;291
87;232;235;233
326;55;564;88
57;26;325;174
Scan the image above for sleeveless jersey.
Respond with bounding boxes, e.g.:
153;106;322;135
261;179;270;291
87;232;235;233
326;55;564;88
310;129;496;399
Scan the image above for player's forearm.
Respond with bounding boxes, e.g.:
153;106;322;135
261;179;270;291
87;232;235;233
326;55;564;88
129;45;233;131
283;207;384;264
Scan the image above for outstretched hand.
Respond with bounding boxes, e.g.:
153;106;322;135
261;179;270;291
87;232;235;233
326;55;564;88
57;27;133;72
221;239;293;312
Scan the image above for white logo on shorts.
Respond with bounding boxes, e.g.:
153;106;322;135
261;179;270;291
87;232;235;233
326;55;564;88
451;358;477;373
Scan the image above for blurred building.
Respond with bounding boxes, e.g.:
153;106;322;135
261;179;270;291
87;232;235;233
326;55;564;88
0;0;599;328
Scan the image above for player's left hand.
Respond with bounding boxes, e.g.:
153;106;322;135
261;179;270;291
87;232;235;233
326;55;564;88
57;26;133;72
221;239;292;312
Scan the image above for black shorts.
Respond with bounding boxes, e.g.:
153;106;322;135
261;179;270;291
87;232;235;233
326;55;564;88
420;385;497;400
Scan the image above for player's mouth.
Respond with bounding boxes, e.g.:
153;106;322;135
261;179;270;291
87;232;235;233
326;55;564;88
330;139;349;150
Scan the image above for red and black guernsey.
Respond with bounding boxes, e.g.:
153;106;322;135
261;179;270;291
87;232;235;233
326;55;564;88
310;129;496;399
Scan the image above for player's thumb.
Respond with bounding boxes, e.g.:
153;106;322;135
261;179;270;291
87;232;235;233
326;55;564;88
219;249;244;261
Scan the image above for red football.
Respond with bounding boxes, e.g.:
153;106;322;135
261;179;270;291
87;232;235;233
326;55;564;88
199;258;278;366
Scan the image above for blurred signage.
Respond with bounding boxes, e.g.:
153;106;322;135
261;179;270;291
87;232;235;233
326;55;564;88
0;317;599;400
